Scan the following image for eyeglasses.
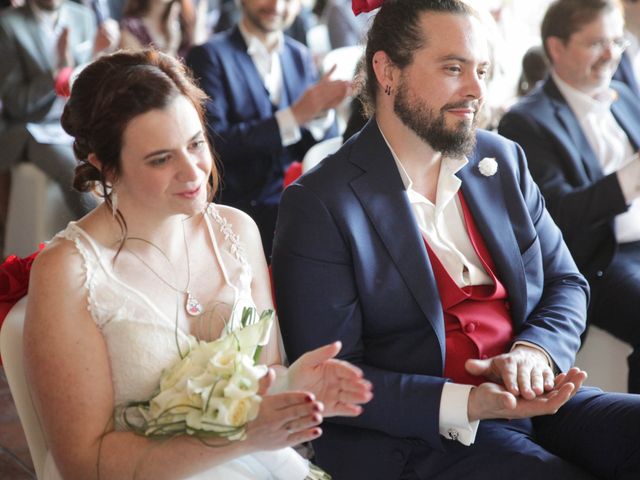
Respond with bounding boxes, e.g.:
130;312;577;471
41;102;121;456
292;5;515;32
581;37;631;56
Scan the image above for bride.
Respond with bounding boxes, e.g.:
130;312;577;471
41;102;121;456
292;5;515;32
23;49;372;480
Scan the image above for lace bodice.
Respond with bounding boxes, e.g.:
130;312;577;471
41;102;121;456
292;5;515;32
55;204;256;426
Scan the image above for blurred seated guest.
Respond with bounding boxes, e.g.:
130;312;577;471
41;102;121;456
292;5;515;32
499;0;640;393
24;49;372;480
119;0;208;58
517;45;549;97
0;0;118;219
187;0;349;257
214;0;314;46
614;0;640;96
321;0;374;49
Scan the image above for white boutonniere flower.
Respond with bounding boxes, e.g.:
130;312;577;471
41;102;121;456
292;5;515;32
478;157;498;177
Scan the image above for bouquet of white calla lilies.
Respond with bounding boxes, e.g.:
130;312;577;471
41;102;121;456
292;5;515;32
123;308;275;441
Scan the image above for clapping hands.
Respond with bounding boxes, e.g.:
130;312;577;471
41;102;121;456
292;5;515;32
287;341;373;418
245;343;373;451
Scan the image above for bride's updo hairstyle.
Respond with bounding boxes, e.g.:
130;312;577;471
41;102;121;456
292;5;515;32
61;49;218;233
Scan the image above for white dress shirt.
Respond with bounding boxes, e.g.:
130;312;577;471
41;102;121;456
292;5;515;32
238;23;334;147
552;72;640;243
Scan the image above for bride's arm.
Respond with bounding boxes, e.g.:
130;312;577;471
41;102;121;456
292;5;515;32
23;239;322;480
233;208;373;417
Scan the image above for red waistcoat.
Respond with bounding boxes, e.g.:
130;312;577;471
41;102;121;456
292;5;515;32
423;193;514;386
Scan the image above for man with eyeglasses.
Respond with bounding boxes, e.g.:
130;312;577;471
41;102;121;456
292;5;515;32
499;0;640;393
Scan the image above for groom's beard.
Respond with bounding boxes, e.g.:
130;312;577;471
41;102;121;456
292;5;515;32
394;84;479;158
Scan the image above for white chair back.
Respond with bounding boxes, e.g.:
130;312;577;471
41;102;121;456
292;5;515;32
302;137;343;174
1;296;48;479
575;325;631;392
4;163;73;257
321;45;364;81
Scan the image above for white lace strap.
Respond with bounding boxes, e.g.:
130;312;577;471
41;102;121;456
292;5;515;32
206;204;248;265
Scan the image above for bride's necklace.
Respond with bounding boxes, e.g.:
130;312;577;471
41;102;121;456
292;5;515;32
126;219;204;317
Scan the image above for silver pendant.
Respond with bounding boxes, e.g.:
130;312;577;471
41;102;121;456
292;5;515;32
186;292;204;316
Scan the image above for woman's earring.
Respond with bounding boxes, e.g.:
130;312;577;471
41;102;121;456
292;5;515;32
110;190;118;216
385;85;392;96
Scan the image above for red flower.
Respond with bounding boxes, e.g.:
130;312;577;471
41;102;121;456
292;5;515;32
0;244;45;334
352;0;383;15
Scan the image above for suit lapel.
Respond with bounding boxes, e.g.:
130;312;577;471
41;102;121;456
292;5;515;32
457;154;527;323
545;79;603;182
349;121;446;362
229;27;273;117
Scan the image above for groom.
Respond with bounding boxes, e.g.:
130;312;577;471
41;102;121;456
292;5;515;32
272;1;640;479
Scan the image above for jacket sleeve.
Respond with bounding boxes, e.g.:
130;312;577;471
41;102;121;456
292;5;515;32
272;183;446;451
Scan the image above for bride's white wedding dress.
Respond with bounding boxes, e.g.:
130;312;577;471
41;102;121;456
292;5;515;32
41;204;312;480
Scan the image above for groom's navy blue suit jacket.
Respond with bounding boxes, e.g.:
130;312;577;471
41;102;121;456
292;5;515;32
499;77;640;280
272;121;588;480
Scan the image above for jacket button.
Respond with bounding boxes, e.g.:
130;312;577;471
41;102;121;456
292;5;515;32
596;270;604;278
465;323;477;333
392;450;405;463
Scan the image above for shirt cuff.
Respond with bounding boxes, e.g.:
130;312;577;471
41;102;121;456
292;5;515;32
511;341;554;371
439;382;479;446
305;109;336;141
275;107;302;147
616;154;640;203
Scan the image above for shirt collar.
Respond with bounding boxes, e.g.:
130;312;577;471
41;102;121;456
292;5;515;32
551;70;617;116
377;120;468;209
238;20;284;57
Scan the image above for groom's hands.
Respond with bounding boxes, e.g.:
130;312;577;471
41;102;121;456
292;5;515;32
465;346;587;422
466;345;556;399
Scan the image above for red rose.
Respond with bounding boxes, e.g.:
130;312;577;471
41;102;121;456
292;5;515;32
352;0;384;15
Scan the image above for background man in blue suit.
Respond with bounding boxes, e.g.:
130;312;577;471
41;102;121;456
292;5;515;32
186;0;350;257
273;1;640;479
499;0;640;393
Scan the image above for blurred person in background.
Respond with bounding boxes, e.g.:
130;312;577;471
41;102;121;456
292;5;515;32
0;0;119;225
186;0;348;258
119;0;209;58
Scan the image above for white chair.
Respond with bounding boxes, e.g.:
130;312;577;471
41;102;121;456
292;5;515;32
1;296;49;479
302;136;343;174
575;325;631;393
321;45;364;81
320;46;365;134
4;163;73;258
